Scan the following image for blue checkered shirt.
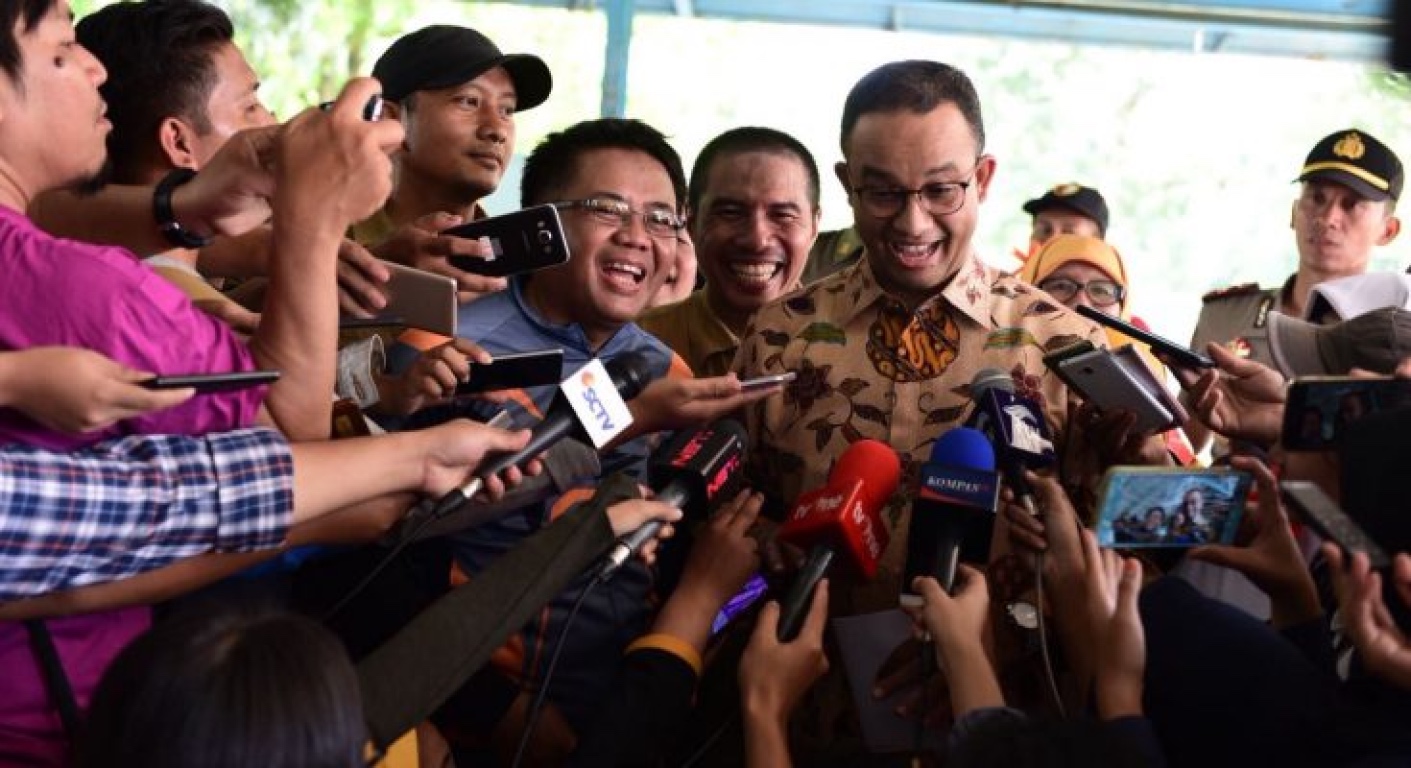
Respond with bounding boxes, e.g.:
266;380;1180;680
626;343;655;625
0;427;293;601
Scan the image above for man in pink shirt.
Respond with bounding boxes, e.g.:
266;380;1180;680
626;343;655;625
0;2;403;763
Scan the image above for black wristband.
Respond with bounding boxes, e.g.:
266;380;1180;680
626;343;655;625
152;168;212;249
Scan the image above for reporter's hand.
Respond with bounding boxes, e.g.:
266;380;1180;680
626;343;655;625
673;490;763;610
173;125;277;238
604;497;681;565
417;420;539;501
0;347;194;433
1325;547;1411;691
1172;343;1286;444
275;79;403;230
1188;456;1320;628
913;566;990;664
335;239;390;318
629;374;779;436
1077;402;1172;467
740;581;830;725
1080;529;1146;718
369;211;509;303
375;339;489;416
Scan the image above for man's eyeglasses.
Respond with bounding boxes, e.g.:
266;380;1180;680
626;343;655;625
1038;277;1126;307
851;162;981;219
552;198;684;240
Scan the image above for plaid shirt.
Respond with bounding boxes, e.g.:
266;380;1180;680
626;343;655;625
0;427;293;601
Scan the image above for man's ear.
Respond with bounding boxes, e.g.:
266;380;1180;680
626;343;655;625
1380;213;1402;246
833;161;851;200
973;154;998;203
157;117;199;171
1289;200;1297;231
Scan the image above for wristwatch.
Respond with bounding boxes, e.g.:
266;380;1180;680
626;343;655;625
1005;600;1040;632
152;168;212;249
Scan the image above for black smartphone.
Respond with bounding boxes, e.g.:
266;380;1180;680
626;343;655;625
456;349;564;394
1281;376;1411;451
1281;481;1391;569
318;95;384;121
1075;304;1215;369
141;370;281;393
442;205;570;278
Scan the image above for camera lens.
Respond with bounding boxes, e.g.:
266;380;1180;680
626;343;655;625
536;231;554;245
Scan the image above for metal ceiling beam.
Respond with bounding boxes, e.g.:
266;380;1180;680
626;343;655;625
491;0;1391;63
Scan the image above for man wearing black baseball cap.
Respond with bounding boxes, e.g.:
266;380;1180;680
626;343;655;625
1022;181;1109;250
353;25;553;301
1193;128;1403;371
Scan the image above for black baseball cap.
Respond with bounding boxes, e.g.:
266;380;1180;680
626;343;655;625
1022;183;1109;235
1297;128;1403;202
372;25;552;111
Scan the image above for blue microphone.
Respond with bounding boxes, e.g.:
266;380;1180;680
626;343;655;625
902;427;1002;601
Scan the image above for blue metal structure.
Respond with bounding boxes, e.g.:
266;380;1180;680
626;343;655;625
485;0;1392;116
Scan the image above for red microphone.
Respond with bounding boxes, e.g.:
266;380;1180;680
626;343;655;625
775;439;902;640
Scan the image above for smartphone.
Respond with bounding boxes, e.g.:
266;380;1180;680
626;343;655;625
1281;376;1411;451
1042;338;1097;373
141;370;280;393
442;205;570;278
739;371;797;392
377;261;458;336
456;348;564;394
711;572;770;637
1280;481;1391;569
1075;304;1215;369
338;316;407;330
1056;347;1179;433
1095;467;1252;549
318;95;384;121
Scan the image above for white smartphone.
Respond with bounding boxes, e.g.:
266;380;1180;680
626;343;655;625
740;371;797;392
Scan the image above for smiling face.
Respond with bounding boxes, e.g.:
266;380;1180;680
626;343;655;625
1292;180;1400;280
0;0;110;206
694;149;818;328
527;147;679;347
837;103;995;308
397;65;516;201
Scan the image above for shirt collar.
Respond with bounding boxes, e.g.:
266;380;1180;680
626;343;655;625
692;289;742;355
837;252;995;330
510;277;636;354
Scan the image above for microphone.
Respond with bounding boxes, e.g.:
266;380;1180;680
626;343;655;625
427;352;655;520
596;419;748;580
965;368;1054;517
900;427;1000;603
775;439;902;641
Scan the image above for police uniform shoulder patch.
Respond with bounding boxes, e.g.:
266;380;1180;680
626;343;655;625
1201;282;1261;303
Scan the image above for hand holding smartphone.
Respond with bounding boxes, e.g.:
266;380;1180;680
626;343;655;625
442;205;570;278
1281;481;1391;569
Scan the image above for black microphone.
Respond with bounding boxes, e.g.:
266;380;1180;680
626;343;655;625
965;367;1055;517
900;427;1001;602
428;352;655;520
595;419;748;580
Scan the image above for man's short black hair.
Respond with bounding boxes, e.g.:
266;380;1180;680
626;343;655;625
76;0;235;183
521;118;686;210
687;126;820;216
839;60;985;155
0;0;57;87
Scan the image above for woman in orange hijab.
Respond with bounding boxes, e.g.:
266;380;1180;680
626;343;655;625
1018;234;1197;465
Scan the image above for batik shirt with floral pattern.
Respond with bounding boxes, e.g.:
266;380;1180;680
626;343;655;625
733;253;1107;614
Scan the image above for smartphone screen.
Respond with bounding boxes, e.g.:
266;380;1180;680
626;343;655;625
1095;468;1251;548
456;349;564;394
1075;304;1214;369
711;573;770;637
1281;377;1411;451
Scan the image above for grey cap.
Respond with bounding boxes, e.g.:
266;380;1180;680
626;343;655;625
1269;307;1411;377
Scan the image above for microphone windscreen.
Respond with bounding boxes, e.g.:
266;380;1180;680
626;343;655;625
605;352;654;401
930;427;996;472
830;438;901;513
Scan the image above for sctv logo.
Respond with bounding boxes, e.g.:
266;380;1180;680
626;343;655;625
579;370;615;431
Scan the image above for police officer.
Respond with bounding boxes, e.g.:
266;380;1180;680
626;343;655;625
1022;182;1110;249
1192;128;1403;367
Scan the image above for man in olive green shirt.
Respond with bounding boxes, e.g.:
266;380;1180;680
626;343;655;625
641;127;821;377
